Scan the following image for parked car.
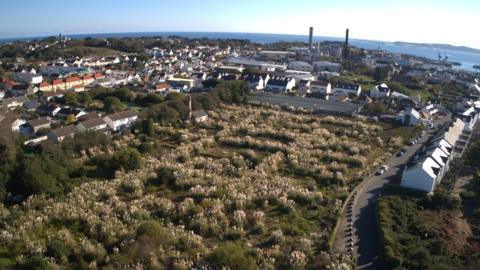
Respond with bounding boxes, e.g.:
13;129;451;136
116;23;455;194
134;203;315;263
397;148;406;157
376;165;389;175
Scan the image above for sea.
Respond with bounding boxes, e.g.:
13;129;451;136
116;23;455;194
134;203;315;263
2;32;480;72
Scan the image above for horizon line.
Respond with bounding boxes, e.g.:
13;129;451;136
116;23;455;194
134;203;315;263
1;30;479;51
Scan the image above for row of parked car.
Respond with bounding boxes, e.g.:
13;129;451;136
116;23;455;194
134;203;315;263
344;190;357;253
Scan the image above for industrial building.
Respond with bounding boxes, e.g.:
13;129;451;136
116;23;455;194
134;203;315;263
248;93;364;116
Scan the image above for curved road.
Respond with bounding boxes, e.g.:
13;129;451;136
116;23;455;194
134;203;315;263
333;130;436;269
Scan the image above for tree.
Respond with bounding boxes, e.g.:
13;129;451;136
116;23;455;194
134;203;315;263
202;78;222;89
374;67;389;82
113;147;141;172
466;141;480;168
63;93;79;106
103;96;125;113
142;119;154;136
113;88;134;102
207;242;257;270
66;114;76;124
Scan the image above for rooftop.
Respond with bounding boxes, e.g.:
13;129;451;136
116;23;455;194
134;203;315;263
249;93;363;116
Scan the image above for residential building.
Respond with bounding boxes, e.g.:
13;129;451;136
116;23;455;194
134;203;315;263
103;110;139;131
154;83;172;93
39;81;53;92
26;118;51;134
36;104;61;117
192;110;209;123
10;84;36;96
77;117;108;133
398;107;422;126
56;107;86;120
3;96;29;110
370;83;391;99
310;81;332;95
333;83;362;96
240;74;269;90
23;100;41;112
401;118;470;193
401;157;442;193
48;125;78;142
11;72;43;84
265;77;296;93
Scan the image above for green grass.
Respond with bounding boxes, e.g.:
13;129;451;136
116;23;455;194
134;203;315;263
122;102;143;110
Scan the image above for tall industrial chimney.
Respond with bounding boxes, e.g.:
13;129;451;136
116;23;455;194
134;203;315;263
343;28;350;59
309;27;313;48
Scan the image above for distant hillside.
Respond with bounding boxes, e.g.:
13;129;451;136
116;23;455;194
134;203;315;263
394;41;480;54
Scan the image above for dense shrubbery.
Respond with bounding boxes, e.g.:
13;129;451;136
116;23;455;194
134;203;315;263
143;80;250;124
62;86;135;110
377;195;477;270
206;242;257;270
0;131;115;201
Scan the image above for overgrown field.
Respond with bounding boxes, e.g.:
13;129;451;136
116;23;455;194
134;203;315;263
0;105;408;269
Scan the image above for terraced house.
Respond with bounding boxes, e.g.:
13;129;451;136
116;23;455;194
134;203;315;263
401;108;478;193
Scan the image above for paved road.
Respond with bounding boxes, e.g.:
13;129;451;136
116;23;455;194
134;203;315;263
354;134;429;270
332;131;434;269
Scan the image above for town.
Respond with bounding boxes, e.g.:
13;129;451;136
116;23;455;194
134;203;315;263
0;26;480;269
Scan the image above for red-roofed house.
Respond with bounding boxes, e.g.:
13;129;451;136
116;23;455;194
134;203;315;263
94;73;105;80
82;75;94;85
39;81;53;92
3;79;15;89
52;79;66;91
155;83;171;92
72;85;85;92
65;76;82;88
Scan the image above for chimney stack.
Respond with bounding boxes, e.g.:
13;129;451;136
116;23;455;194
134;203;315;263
188;94;193;120
309;27;314;48
344;28;350;59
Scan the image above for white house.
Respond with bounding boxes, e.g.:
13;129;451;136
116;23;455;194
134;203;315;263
401;118;467;193
420;104;438;120
401;157;442;193
240;74;270;90
103;110;139;132
459;106;479;132
469;84;480;100
398;107;422;126
265;77;296;93
333;83;362;96
310;81;332;95
425;146;450;183
370;83;391;99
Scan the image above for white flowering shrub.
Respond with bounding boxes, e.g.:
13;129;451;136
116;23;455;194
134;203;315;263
0;105;398;269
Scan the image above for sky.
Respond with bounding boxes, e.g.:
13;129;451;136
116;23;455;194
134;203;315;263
0;0;479;48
